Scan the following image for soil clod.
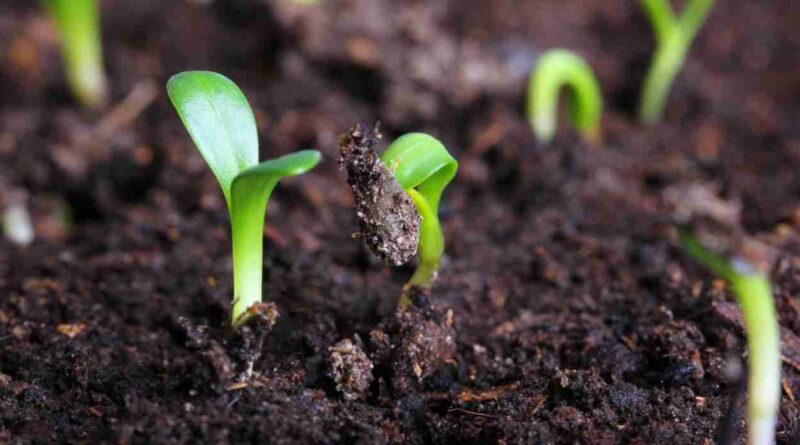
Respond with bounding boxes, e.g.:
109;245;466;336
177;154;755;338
329;336;374;400
339;123;421;266
369;286;456;395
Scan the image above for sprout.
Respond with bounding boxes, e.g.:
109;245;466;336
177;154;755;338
340;127;457;310
381;134;458;291
638;0;715;124
42;0;108;109
167;71;321;327
526;49;603;144
682;233;779;445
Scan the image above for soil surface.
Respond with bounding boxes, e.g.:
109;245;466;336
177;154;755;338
2;0;800;443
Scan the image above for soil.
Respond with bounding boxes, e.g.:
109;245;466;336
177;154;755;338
1;0;800;443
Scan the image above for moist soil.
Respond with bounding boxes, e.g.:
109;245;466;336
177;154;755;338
2;0;800;443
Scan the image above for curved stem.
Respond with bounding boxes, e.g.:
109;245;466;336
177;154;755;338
527;49;603;144
406;188;443;288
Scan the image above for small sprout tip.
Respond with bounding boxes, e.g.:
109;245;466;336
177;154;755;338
526;49;603;145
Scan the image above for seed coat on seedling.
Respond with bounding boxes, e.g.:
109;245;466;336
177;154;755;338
340;125;457;308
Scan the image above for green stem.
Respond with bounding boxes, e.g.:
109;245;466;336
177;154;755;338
639;32;689;124
45;0;108;109
729;272;781;445
527;49;603;144
638;0;714;124
406;188;443;288
230;183;275;326
683;235;780;445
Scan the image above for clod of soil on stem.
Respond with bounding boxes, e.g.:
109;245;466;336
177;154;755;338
339;123;421;266
369;286;457;394
328;336;374;400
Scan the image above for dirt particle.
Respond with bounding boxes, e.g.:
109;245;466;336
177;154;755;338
329;337;374;400
56;323;86;339
339;123;420;266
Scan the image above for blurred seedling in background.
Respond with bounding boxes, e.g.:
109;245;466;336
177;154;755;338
168;71;321;328
666;183;779;445
526;49;603;145
339;125;458;310
681;234;779;445
638;0;715;123
42;0;108;109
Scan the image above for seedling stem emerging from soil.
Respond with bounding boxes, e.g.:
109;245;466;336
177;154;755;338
381;134;458;295
167;71;321;327
682;233;779;445
526;49;603;144
638;0;714;123
42;0;108;109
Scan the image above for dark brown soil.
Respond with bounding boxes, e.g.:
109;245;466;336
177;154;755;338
1;0;800;443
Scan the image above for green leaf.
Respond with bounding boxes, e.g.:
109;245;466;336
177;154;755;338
229;150;321;323
381;133;457;211
167;71;259;205
381;133;457;290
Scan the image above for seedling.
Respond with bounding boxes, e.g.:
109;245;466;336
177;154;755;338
340;126;457;309
638;0;715;123
682;233;779;445
167;71;321;327
381;134;458;291
42;0;108;109
526;49;603;144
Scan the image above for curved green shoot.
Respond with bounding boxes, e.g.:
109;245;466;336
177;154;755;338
639;0;715;124
526;49;603;145
381;133;457;297
167;71;321;327
682;233;780;445
42;0;108;109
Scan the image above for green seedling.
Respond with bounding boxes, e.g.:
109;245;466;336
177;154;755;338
167;71;321;327
526;49;603;145
682;233;779;445
638;0;715;123
379;134;457;311
42;0;108;109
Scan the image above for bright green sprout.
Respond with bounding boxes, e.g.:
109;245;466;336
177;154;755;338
381;134;457;304
41;0;108;109
638;0;715;124
167;71;321;327
526;49;603;145
682;233;779;445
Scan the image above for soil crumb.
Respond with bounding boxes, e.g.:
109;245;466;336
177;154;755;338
369;286;457;394
329;336;374;400
339;123;420;266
